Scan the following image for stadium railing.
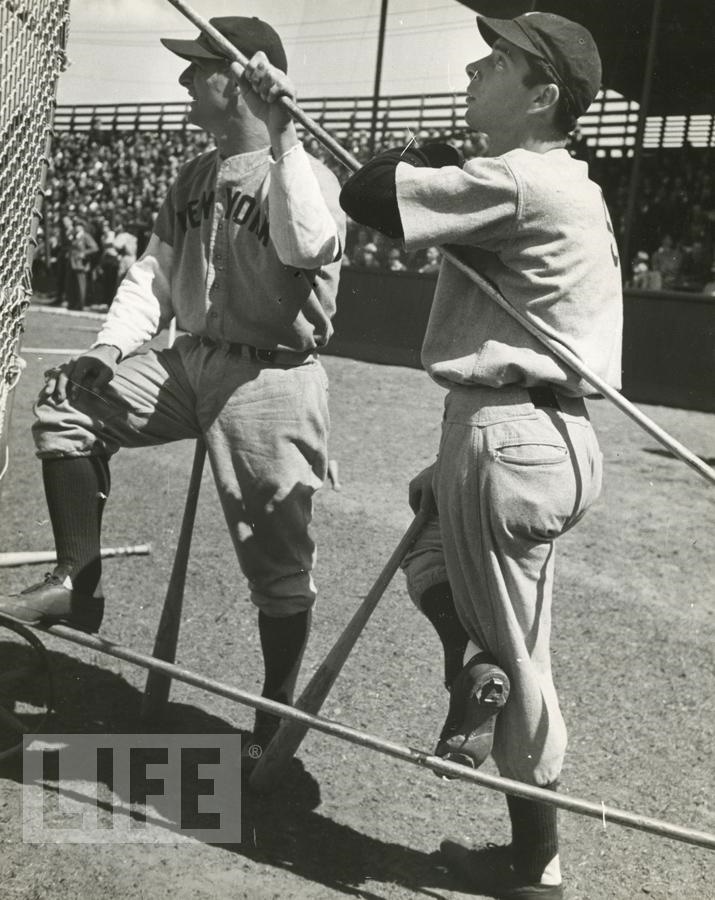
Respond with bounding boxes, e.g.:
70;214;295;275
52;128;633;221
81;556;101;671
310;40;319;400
53;92;715;152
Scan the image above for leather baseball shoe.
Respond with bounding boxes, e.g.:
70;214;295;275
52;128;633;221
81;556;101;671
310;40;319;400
435;651;510;770
439;840;564;899
0;570;104;633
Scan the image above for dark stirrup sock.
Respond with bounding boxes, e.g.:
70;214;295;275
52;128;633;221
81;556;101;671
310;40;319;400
419;581;470;689
42;455;111;596
506;781;560;884
255;609;312;737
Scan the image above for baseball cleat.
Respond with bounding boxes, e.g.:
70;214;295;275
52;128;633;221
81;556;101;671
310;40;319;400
0;570;104;634
435;652;510;772
438;840;563;899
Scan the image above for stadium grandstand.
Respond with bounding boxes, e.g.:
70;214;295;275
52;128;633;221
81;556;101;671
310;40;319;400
33;93;715;305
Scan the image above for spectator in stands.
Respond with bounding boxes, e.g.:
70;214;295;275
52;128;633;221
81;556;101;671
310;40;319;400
34;92;715;291
630;250;661;290
112;218;139;282
64;219;98;311
386;247;408;272
46;226;62;288
30;227;51;294
49;212;74;306
651;234;683;290
88;115;110;147
95;222;120;308
128;200;154;256
352;241;380;268
567;125;593;165
462;131;489;159
678;238;710;291
418;246;442;275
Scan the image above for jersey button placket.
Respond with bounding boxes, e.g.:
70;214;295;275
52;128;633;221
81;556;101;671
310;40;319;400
207;194;224;332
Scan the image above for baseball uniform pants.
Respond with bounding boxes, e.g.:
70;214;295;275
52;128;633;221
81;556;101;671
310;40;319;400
402;384;602;785
33;334;329;616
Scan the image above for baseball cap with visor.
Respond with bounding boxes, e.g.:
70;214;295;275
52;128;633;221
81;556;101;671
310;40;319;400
161;15;287;73
476;12;601;119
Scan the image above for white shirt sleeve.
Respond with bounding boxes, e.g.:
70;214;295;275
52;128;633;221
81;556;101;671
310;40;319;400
268;143;341;268
92;233;174;359
396;156;518;252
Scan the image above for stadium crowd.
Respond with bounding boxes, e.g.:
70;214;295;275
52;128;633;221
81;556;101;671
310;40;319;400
32;116;715;306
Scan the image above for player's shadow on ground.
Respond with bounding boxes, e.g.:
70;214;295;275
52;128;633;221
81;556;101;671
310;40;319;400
0;641;456;899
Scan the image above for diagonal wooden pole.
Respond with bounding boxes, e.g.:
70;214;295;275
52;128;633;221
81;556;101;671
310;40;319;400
4;613;714;851
442;248;715;486
164;0;714;488
249;511;428;790
164;0;357;172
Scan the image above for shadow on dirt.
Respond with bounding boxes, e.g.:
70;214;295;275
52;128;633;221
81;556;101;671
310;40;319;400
0;639;455;899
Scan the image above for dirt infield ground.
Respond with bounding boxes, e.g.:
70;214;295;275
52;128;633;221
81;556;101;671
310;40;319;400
0;306;713;899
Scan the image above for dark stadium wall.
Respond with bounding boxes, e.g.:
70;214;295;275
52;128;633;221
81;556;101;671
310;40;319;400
325;268;715;413
620;290;715;413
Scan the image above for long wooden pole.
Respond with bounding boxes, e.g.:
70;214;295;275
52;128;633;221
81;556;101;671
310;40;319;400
443;249;715;486
369;0;389;154
7;615;712;851
163;0;714;488
164;0;357;172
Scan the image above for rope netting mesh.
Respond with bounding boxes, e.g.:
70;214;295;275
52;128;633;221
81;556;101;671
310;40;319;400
0;0;69;478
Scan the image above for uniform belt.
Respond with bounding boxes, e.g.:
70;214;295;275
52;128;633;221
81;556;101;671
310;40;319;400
527;386;561;409
199;336;315;366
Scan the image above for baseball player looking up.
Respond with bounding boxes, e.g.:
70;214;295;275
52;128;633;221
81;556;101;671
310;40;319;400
0;16;345;762
340;12;622;900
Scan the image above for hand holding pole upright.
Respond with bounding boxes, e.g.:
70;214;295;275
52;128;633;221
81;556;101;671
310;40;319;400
164;0;361;174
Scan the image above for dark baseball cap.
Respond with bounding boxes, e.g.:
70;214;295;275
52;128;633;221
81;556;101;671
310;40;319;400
161;16;287;73
477;12;601;118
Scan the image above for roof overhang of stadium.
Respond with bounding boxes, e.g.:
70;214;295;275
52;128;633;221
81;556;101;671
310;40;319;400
458;0;715;116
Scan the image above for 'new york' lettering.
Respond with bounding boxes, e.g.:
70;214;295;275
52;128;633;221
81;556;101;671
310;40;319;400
176;187;270;247
176;190;214;231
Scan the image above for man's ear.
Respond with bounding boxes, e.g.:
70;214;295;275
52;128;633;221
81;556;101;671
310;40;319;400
529;82;560;115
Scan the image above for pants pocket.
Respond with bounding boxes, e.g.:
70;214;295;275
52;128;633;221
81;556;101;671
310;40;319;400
487;419;594;543
493;442;569;467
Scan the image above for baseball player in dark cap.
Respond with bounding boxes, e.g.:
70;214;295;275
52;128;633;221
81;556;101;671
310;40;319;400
341;11;621;899
0;16;345;762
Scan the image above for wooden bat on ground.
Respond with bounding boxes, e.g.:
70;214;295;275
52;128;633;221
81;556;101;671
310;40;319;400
249;509;428;791
0;544;151;567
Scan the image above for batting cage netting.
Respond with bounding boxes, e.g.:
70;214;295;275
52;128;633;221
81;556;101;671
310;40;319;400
0;0;70;485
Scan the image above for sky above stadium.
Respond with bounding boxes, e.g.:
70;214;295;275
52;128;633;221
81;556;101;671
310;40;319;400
57;0;491;105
